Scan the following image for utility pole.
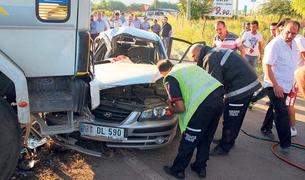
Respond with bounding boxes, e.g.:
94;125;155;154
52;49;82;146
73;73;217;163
233;0;239;16
187;0;191;20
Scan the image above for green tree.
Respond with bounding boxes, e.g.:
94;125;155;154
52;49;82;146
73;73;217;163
107;1;127;11
179;0;214;20
92;0;107;11
258;0;299;21
292;0;305;16
128;3;143;11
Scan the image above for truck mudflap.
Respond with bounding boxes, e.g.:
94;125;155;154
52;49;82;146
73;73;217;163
0;49;30;123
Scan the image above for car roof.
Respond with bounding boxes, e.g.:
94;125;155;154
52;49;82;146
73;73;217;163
103;27;160;42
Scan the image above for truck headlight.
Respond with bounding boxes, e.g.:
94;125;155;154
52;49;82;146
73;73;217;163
139;107;170;120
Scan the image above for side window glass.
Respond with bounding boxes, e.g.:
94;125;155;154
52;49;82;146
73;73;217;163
36;0;70;22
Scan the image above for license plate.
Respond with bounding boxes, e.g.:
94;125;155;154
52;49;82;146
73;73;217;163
80;124;125;140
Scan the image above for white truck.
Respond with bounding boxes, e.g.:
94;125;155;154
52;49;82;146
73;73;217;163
0;0;181;179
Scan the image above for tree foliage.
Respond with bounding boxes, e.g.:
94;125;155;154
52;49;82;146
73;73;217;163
258;0;299;21
178;0;214;20
291;0;305;16
152;0;178;10
106;1;127;11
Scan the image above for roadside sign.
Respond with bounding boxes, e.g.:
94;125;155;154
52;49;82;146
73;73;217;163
39;0;69;5
209;0;233;18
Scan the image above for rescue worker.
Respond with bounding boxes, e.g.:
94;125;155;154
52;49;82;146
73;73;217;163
190;45;261;155
157;60;224;179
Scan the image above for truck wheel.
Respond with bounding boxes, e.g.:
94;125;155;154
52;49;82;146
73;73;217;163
0;98;21;180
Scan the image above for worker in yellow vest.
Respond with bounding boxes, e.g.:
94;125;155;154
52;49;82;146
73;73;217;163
157;60;224;179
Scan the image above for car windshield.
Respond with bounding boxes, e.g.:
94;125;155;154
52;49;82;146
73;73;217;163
94;35;166;65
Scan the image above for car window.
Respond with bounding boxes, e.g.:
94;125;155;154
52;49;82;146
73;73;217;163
36;0;70;23
169;38;192;61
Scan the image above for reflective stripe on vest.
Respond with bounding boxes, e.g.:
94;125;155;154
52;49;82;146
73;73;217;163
225;79;260;98
220;49;233;66
164;64;222;133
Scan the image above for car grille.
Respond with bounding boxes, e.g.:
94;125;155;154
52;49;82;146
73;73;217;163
92;103;132;124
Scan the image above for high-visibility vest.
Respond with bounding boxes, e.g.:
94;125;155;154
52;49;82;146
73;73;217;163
164;64;222;133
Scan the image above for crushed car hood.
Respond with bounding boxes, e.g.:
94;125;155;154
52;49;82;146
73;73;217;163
94;62;162;89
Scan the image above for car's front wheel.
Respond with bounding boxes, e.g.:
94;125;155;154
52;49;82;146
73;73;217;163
0;98;21;180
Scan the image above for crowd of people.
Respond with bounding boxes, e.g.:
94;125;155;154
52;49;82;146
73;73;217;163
156;19;305;179
89;11;173;55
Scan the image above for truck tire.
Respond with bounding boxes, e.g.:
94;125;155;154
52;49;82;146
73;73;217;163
0;98;21;180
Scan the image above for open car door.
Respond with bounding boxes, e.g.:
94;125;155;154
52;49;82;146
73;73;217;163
168;37;205;64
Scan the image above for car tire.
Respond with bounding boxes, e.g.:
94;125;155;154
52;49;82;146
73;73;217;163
0;98;21;180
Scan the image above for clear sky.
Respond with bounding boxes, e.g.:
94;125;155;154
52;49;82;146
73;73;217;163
91;0;264;10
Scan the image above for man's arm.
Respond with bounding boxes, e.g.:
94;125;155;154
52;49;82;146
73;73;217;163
258;41;263;63
264;64;284;97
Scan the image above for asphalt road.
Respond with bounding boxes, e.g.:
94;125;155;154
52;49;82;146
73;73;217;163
14;97;305;180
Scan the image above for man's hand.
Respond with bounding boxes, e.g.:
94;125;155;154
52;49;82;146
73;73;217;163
273;85;284;98
258;56;262;64
249;48;254;54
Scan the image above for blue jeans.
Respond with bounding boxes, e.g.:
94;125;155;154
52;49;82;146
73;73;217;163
245;55;258;70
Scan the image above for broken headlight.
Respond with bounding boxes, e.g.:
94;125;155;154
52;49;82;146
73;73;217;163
139;107;171;120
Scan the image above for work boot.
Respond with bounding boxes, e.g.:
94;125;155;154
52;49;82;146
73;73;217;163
163;166;185;179
280;147;290;155
190;163;206;178
210;145;228;156
261;129;274;139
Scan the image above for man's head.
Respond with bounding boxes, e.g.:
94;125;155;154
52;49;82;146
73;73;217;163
90;15;94;21
215;21;227;39
282;20;300;43
250;20;259;33
115;12;120;20
128;15;133;22
162;16;168;24
97;12;102;20
154;19;158;24
190;44;204;62
157;60;174;77
277;18;291;35
134;15;138;20
270;22;277;37
143;16;147;22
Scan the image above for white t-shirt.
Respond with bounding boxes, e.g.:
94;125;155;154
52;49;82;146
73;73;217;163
123;21;135;27
242;31;262;56
294;34;305;67
109;19;122;28
263;35;299;93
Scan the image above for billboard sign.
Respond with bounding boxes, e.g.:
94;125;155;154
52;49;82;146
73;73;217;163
209;0;234;18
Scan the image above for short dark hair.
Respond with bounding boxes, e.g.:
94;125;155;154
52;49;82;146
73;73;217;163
251;20;259;26
216;21;226;27
285;20;300;31
270;22;277;27
244;22;250;26
115;12;119;16
157;60;174;72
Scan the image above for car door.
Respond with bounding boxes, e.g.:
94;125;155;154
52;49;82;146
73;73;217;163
168;37;205;64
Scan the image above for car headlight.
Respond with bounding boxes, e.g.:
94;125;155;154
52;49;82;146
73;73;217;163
139;107;171;120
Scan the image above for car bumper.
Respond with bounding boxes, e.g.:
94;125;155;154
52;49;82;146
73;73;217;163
80;112;178;149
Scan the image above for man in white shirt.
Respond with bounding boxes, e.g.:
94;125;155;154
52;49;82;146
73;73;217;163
263;20;300;153
123;15;135;27
109;12;122;29
242;20;263;71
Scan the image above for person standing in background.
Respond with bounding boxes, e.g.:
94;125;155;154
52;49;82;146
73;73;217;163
96;12;107;33
213;21;245;58
89;15;98;40
151;19;161;35
141;16;150;31
133;15;141;29
242;20;263;70
120;12;126;24
109;12;122;29
123;15;135;27
160;16;172;56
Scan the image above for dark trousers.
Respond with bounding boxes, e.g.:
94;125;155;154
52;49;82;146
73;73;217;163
171;88;224;172
218;95;253;152
261;103;274;131
264;87;291;148
251;88;267;103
